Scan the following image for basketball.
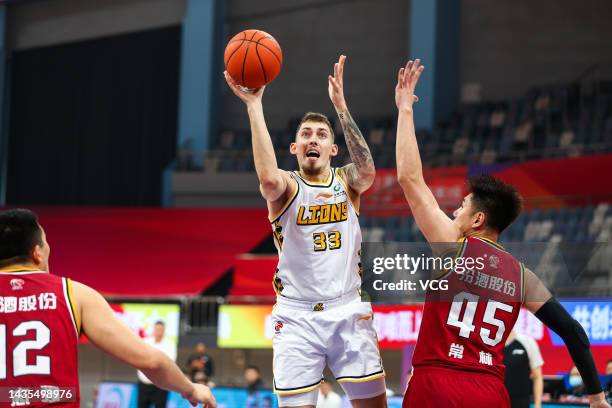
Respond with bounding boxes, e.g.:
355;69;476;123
224;29;283;89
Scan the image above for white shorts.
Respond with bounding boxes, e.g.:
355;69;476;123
271;292;385;398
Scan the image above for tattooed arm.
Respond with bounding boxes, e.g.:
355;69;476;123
328;55;376;194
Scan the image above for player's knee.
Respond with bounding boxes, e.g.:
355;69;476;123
340;377;387;402
349;392;387;408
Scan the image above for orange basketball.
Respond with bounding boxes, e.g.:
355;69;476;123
224;29;283;89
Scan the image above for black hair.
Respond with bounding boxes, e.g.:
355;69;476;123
468;174;523;233
154;320;165;326
245;365;260;373
0;209;43;267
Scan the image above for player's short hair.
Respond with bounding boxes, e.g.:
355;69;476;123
0;209;43;267
245;365;260;373
468;174;523;233
296;112;335;141
154;320;165;326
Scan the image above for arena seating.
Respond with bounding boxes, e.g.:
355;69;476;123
182;81;612;172
361;203;612;244
360;204;612;297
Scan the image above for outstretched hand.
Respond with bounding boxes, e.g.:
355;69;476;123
395;59;424;112
328;54;348;112
224;71;265;106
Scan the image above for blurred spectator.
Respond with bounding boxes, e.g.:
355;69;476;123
137;321;176;408
245;366;264;408
504;330;544;408
186;342;214;381
316;378;341;408
192;371;215;388
566;366;586;397
245;365;263;394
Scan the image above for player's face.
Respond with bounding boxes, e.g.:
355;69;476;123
452;194;485;235
291;121;338;175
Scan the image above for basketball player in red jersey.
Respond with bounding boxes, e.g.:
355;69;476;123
0;209;216;408
394;60;610;408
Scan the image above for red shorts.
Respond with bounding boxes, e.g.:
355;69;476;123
402;366;510;408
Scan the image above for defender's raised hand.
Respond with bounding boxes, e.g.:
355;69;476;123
224;71;265;106
395;59;424;112
328;54;348;112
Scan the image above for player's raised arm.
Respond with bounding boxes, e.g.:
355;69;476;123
523;268;610;408
224;72;293;203
71;281;216;408
395;60;461;243
329;55;376;195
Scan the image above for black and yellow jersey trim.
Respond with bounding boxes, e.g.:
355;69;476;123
293;167;335;188
273;378;322;395
272;220;284;252
520;262;526;304
272;269;284;295
269;176;300;223
0;267;41;273
473;236;506;252
336;369;386;383
62;277;81;338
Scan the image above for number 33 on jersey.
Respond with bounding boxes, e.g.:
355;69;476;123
270;169;362;301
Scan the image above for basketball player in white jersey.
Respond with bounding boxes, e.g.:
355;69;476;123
225;55;386;408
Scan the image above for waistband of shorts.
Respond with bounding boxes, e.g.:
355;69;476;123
413;364;502;380
275;290;362;311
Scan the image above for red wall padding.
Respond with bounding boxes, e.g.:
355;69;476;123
31;207;270;296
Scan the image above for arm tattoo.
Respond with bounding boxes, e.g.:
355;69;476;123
338;110;374;186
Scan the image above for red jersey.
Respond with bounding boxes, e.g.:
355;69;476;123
412;237;524;379
0;270;80;407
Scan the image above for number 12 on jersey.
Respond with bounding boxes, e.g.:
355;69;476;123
0;321;51;379
446;291;514;347
313;231;341;252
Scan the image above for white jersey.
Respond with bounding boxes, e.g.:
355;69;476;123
271;168;362;301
